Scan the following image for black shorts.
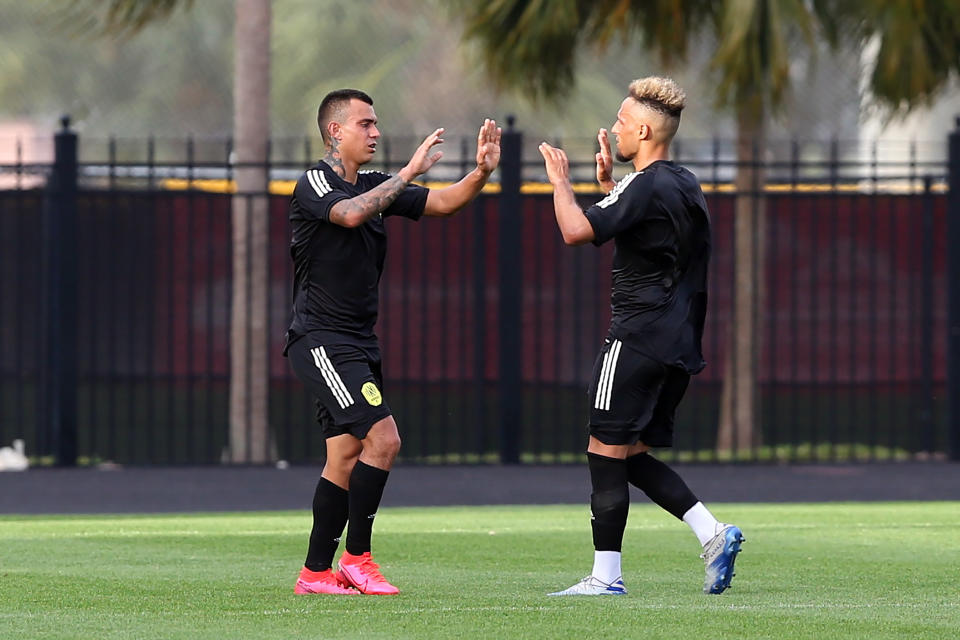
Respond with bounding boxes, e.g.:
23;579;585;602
587;338;690;447
287;335;392;440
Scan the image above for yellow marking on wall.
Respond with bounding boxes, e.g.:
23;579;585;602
160;179;947;196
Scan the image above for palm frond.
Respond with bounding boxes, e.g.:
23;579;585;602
451;0;716;102
65;0;193;39
452;0;960;119
710;0;817;116
452;0;582;102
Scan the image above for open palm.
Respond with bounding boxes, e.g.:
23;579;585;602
476;119;502;174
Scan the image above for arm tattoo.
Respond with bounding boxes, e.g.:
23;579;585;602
329;175;409;226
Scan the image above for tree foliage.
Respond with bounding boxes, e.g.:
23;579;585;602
819;0;960;115
0;0;230;139
0;0;666;140
453;0;960;119
453;0;714;102
63;0;194;38
5;0;956;141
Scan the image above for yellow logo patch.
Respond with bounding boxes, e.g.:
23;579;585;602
361;382;382;407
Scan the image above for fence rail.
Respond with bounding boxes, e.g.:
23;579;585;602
1;119;958;465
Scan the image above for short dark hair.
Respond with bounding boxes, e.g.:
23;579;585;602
317;89;373;144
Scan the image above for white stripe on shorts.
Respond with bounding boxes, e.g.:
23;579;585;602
310;346;355;409
594;346;614;410
594;339;622;411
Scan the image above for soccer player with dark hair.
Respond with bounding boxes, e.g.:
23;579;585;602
288;88;501;595
538;77;744;596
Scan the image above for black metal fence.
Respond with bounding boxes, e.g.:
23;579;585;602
1;118;958;465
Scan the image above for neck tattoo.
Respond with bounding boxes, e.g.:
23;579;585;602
324;140;346;178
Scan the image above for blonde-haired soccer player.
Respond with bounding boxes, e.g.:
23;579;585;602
539;77;744;596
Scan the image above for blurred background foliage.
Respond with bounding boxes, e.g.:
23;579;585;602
1;0;956;172
1;0;874;141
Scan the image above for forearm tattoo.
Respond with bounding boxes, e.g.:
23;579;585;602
329;175;408;226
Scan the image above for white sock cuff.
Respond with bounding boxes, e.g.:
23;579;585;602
591;550;622;584
682;501;720;546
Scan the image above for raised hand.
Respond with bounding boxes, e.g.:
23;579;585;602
596;128;614;193
538;141;571;186
476;119;502;175
401;128;445;181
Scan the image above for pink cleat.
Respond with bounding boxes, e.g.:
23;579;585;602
294;567;359;595
336;551;400;595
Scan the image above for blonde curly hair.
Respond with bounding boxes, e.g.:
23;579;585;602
628;77;686;115
627;77;685;142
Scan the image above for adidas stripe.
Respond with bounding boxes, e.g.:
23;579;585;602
306;169;333;198
596;172;639;209
310;346;355;409
594;339;622;411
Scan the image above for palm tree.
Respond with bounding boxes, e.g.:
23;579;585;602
228;0;272;464
452;0;960;454
70;0;273;463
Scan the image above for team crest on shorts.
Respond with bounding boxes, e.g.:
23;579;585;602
361;381;382;406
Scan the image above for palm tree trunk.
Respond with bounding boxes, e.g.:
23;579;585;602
229;0;271;463
717;107;766;454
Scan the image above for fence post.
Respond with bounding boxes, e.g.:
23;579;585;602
949;117;960;461
44;116;79;467
498;115;522;463
920;176;935;453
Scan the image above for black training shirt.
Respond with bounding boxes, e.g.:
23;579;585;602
284;160;428;352
584;160;711;374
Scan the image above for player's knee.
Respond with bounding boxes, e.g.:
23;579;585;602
322;457;357;486
384;432;401;457
366;430;401;459
335;452;360;471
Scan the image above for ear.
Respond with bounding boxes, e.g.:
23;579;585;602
328;121;341;141
638;123;652;141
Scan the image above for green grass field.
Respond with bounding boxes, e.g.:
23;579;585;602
2;503;958;639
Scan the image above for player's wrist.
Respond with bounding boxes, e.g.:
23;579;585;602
473;165;493;180
396;166;417;183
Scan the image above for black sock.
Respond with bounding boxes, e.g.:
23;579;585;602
587;452;629;552
345;461;390;556
626;452;698;520
304;477;349;572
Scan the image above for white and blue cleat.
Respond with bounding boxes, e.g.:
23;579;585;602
701;524;744;594
547;575;627;596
